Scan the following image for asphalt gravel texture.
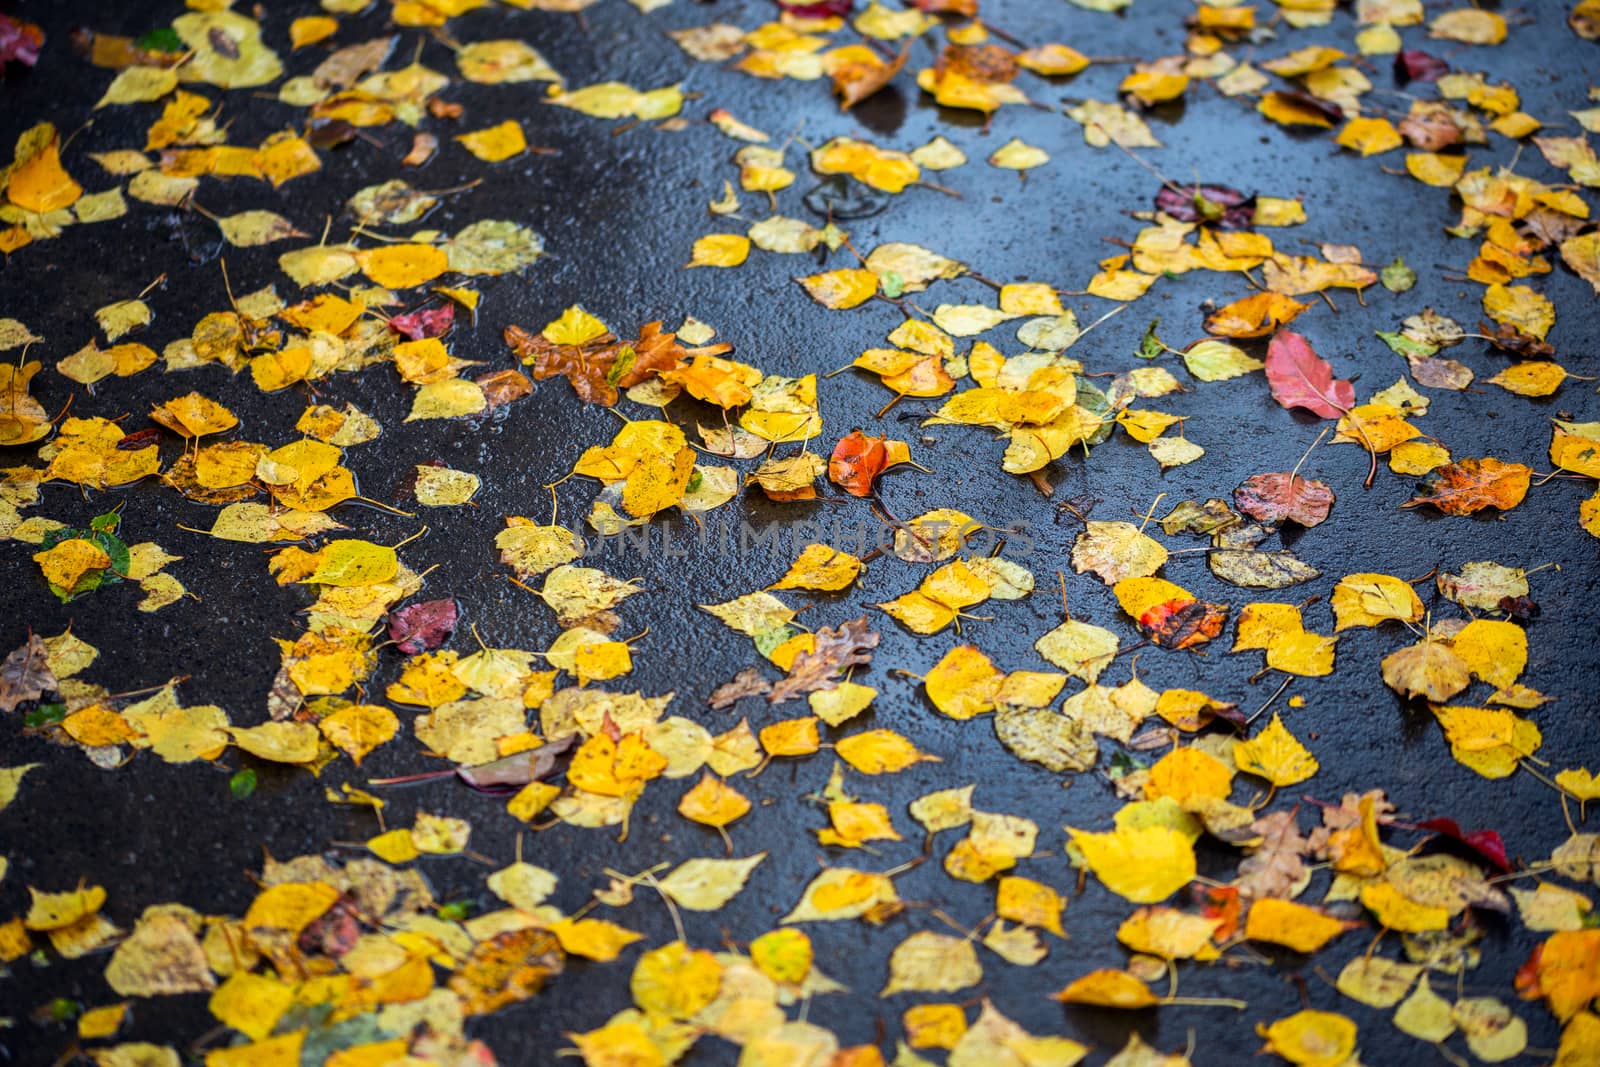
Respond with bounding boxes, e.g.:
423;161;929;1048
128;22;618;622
2;0;1599;1064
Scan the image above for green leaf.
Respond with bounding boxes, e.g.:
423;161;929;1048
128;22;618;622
230;768;257;799
1380;257;1417;294
1376;330;1438;360
1136;317;1165;360
881;271;906;299
135;27;184;53
25;703;67;729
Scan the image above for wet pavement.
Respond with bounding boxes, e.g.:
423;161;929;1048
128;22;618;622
2;0;1599;1064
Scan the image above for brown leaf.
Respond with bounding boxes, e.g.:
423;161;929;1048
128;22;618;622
1404;457;1531;516
1478;320;1556;360
1236;809;1311;901
768;616;880;703
0;634;56;713
1233;472;1335;528
708;667;772;709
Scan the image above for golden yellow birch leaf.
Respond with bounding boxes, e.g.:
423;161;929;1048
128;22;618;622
209;972;295;1041
229;721;320;763
1336;116;1403;155
656;854;766;910
1145;747;1233;804
366;828;419;864
1330;573;1424;630
798;268;879;309
750;927;813;983
988;139;1049;171
677;772;751;828
1452;998;1528;1062
25;884;107;931
836;729;938;774
1067;826;1196;903
1360;881;1450;933
76;1003;129;1040
1432;704;1540;778
782;867;900;923
1489;361;1567;397
903;1003;967;1050
1053;969;1160;1009
1255;1011;1358;1067
771;543;862;591
688;234;751;268
880;931;982;996
909;785;975;834
1430;8;1506;44
1233;715;1319;787
0;764;40;814
456;120;527;162
810;682;877;727
1034;620;1120;684
1406;151;1468;187
1381;638;1471;703
1244;898;1355;953
551;917;643;961
204;1032;303;1067
407;378;487;421
631;940;722;1019
1336;956;1422;1008
357;243;448;289
486;861;557;910
1484;283;1555;340
317;705;397;765
1116;907;1222;961
1451;618;1527;687
996;876;1067;937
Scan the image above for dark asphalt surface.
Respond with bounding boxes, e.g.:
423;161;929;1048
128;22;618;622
2;0;1599;1064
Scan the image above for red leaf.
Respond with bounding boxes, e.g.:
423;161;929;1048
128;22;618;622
1233;472;1335;527
1264;330;1354;418
390;303;454;341
389;598;458;654
1414;817;1512;873
1138;598;1228;650
828;430;889;497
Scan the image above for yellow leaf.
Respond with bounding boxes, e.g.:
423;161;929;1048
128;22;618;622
1336;116;1402;156
357;243;449;289
631;940;722;1019
1067;826;1195;903
1394;976;1457;1043
317;704;397;765
1361;881;1450;932
1053;969;1160;1009
209;972;295;1041
1489;361;1567;397
1484;282;1555;340
1233;714;1320;787
881;931;982;996
1331;572;1424;630
1244;898;1354;953
1145;747;1233;804
656;854;766;910
1406;152;1468;187
750;927;812;983
782;867;900;923
835;729;938;774
677;772;751;827
798;268;879;309
988;139;1050;171
1116;906;1222;961
552;917;644;962
688;233;750;268
456;120;527;162
997;876;1066;936
1255;1010;1358;1067
1451;618;1527;687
